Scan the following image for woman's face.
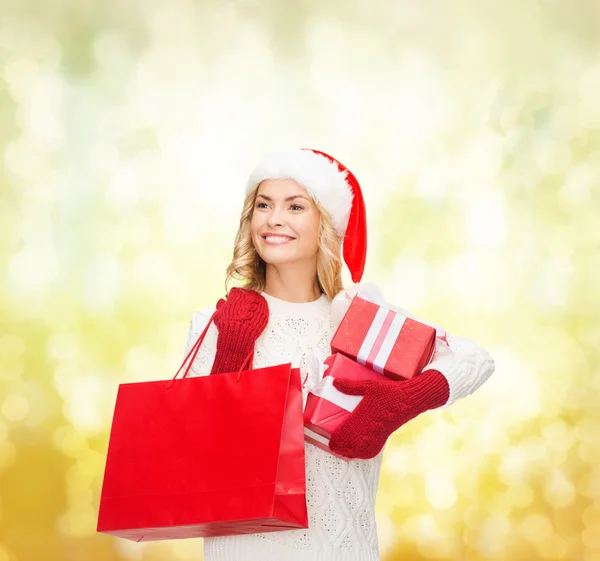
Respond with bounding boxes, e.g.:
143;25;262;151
251;179;321;267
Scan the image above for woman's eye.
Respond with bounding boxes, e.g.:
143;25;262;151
290;204;304;211
256;202;268;209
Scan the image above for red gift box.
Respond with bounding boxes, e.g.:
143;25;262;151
330;296;436;381
303;353;383;458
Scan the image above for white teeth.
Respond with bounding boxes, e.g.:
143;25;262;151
265;236;292;243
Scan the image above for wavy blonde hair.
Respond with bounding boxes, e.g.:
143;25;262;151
225;185;344;300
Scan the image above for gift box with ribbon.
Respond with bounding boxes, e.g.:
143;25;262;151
303;353;383;458
330;295;437;381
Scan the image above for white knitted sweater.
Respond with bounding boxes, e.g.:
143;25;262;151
184;290;494;561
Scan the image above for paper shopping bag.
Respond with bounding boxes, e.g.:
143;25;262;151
97;361;308;541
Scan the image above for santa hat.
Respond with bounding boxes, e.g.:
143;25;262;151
245;148;367;283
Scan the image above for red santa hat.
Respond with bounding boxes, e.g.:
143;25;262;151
245;148;367;283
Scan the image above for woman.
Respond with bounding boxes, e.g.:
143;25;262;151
184;148;495;561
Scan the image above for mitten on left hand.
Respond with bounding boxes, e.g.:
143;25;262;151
329;370;450;460
211;288;269;375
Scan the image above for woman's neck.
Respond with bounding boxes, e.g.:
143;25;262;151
263;263;321;303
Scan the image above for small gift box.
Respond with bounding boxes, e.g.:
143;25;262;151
303;353;383;458
330;295;436;381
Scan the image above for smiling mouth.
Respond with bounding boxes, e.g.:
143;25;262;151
262;235;295;245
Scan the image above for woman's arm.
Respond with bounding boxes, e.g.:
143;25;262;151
422;333;495;408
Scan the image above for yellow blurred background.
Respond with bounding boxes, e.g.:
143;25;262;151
1;0;599;560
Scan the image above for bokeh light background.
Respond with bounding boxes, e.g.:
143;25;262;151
1;0;599;560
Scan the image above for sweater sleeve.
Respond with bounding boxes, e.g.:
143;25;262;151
183;305;217;378
422;333;495;408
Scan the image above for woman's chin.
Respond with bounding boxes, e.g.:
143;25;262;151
258;250;301;266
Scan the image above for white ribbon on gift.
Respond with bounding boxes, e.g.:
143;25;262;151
309;375;363;413
355;307;407;374
303;376;364;448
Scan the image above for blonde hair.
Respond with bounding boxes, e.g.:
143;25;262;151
225;186;344;300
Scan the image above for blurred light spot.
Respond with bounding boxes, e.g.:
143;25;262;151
582;524;600;548
0;545;13;561
548;105;579;141
475;415;509;454
57;505;97;538
389;478;415;508
534;139;571;174
66;483;93;508
4;135;53;183
0;357;24;381
584;549;600;561
0;335;26;358
65;451;103;491
61;376;107;435
114;539;144;560
404;514;440;543
390;256;430;307
478;515;510;556
0;441;17;470
415;164;450;199
25;75;65;146
578;441;600;465
52;425;88;457
330;85;369;138
425;468;457;509
521;513;553;543
582;505;600;526
2;395;29;422
464;191;507;248
47;332;80;361
505;483;534;508
131;252;175;292
125;346;157;381
108;159;142;212
578;63;600;128
81;254;121;312
123;214;151;245
162;199;205;245
2;55;40;99
544;469;576;508
93;29;131;72
7;245;59;290
561;164;595;206
537;534;570;559
53;363;81;397
374;513;396;556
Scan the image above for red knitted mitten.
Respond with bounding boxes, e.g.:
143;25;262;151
329;370;450;460
210;288;269;375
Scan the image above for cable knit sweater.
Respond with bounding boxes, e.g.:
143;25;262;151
183;290;494;561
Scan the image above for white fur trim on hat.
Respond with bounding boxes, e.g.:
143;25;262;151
245;149;354;234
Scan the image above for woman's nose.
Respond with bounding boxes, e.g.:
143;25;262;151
268;208;286;227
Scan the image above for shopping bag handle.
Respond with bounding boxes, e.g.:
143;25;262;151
167;311;255;389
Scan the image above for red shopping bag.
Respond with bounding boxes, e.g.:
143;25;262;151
97;314;308;541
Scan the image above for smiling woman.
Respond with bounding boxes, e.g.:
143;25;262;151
181;148;494;561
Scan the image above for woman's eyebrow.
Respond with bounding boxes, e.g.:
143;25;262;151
256;194;310;202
